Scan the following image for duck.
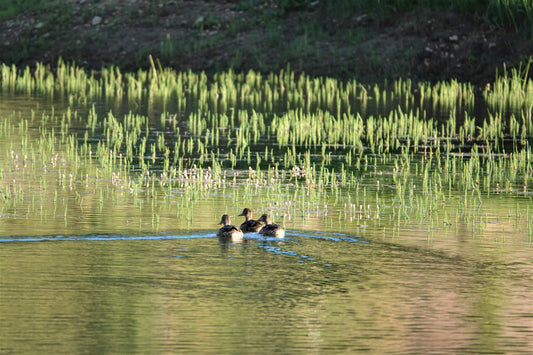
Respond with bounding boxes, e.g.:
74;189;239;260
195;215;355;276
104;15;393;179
257;214;285;238
217;214;244;240
238;208;263;233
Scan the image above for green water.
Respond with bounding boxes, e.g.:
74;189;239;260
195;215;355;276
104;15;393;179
1;231;531;354
0;67;532;353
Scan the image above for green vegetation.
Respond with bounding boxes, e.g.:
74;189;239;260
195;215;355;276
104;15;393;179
0;0;42;19
0;61;531;239
0;0;72;64
264;0;532;25
277;0;533;35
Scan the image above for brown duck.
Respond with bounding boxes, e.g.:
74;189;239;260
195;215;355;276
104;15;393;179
257;214;285;238
238;208;263;233
217;214;244;240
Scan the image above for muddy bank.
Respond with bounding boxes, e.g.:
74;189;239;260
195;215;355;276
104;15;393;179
0;1;531;83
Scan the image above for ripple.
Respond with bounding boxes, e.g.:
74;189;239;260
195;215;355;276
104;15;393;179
0;230;370;244
0;233;214;243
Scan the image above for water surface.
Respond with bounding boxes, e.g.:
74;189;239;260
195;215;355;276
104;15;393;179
0;69;532;353
1;230;531;354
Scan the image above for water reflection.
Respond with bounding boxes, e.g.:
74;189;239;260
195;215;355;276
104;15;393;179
0;230;531;353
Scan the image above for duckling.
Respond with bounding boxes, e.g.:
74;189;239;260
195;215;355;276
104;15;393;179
217;214;244;240
257;214;285;238
238;208;263;233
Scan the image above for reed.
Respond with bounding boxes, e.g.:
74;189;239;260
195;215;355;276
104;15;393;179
0;60;531;239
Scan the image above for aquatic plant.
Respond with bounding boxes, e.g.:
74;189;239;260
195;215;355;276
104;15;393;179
0;61;530;240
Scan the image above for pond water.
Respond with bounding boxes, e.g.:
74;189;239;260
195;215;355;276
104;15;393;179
0;68;532;354
1;230;531;354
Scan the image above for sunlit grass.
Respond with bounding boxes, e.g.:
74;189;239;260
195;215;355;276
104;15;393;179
0;61;531;240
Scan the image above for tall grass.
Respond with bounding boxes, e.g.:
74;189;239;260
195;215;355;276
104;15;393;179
487;0;533;35
0;60;531;238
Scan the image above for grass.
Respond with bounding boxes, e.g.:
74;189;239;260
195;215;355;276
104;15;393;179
297;0;533;34
0;0;44;19
0;60;531;240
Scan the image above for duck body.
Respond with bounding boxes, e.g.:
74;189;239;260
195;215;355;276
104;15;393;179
217;214;244;240
238;208;263;233
257;214;285;238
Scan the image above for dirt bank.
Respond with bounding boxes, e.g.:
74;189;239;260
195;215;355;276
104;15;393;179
1;1;531;84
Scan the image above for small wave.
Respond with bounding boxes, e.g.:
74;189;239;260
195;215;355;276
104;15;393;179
286;230;370;243
0;230;369;244
0;233;215;243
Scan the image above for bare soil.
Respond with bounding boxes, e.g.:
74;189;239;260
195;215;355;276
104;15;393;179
1;0;531;84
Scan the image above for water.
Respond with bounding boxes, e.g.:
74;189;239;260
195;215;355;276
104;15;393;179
0;75;532;353
1;231;531;354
